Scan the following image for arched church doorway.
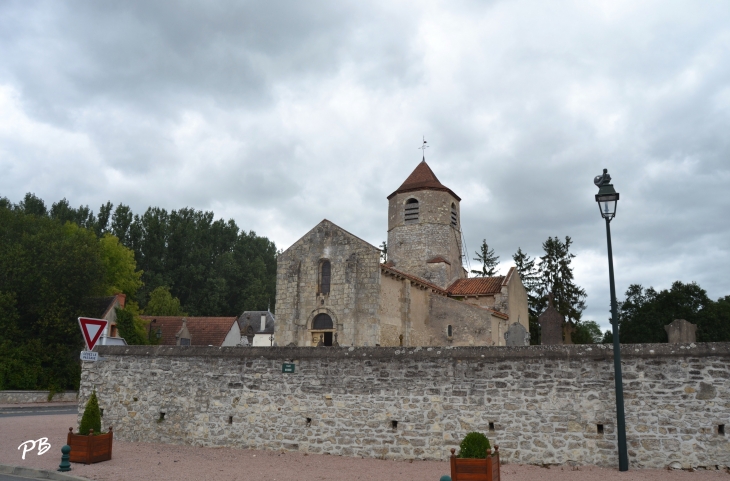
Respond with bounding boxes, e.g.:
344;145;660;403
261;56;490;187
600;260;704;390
311;313;335;346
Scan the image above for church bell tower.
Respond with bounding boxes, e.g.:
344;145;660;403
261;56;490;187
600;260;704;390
386;160;465;289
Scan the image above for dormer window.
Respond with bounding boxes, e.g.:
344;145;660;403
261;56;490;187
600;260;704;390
319;260;331;295
451;203;458;227
405;198;419;223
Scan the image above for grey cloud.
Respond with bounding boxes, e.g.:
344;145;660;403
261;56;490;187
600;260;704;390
0;1;728;332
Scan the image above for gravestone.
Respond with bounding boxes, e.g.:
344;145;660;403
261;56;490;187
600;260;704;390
563;321;575;345
504;322;530;346
664;319;697;343
538;295;564;345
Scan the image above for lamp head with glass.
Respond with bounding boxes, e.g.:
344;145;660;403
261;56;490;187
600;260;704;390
595;168;619;221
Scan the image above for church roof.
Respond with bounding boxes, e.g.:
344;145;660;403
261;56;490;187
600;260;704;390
380;263;448;295
447;267;516;296
447;276;505;296
387;160;461;200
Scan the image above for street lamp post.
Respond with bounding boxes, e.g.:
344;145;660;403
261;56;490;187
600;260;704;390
594;168;628;471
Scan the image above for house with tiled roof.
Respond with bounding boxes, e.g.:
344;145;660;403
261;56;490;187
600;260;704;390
275;158;529;348
140;316;241;347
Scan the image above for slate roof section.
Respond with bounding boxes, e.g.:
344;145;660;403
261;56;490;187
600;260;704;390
387;160;461;200
140;316;237;346
380;263;448;295
238;311;275;335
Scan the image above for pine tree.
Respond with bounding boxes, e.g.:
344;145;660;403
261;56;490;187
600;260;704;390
79;391;102;435
471;239;499;277
536;236;587;325
513;247;540;344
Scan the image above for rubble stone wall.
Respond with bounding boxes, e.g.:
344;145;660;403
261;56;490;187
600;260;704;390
0;390;77;403
86;343;730;469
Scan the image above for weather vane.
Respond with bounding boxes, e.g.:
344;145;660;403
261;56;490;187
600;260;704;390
419;136;429;160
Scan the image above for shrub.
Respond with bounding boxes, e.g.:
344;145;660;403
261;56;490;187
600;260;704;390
79;391;102;435
458;432;491;459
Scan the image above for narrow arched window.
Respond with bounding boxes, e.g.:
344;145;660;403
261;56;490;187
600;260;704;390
405;198;419;223
319;260;331;295
312;313;333;330
451;203;458;227
447;325;453;338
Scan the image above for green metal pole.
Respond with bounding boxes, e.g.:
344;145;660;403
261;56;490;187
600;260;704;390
605;217;629;471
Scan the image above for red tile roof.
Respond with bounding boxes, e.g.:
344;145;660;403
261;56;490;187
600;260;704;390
140;316;237;346
447;277;505;296
387;160;461;200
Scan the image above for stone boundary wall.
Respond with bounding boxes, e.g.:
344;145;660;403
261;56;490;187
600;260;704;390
84;343;730;469
0;390;78;403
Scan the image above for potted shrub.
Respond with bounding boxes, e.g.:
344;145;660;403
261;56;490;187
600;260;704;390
67;391;113;464
449;432;500;481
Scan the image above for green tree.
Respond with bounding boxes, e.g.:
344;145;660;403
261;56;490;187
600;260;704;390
471;239;499;277
99;234;143;298
114;303;148;345
535;236;586;324
617;281;728;343
513;247;540;344
78;391;102;435
144;286;186;316
95;201;113;238
111;204;133;245
18;193;47;216
0;206;107;390
571;320;603;344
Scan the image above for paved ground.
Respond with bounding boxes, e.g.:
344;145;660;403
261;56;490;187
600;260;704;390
1;409;728;481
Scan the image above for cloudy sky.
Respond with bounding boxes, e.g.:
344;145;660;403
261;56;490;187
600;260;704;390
1;0;729;330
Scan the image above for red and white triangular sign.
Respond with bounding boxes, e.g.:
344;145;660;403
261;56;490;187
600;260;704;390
78;317;108;351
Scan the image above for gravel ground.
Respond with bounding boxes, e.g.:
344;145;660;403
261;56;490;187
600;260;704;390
1;412;728;481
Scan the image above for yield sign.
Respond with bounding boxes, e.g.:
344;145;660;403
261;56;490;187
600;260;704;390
78;317;108;351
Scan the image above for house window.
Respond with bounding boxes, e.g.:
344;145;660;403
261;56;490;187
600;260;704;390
404;198;419;223
180;338;191;346
447;325;453;338
319;260;331;295
451;203;458;227
312;313;334;330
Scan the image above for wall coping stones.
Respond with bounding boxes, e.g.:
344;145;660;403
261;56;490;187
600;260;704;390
97;342;730;361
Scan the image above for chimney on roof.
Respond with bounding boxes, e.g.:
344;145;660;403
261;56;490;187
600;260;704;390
116;293;126;309
260;314;266;332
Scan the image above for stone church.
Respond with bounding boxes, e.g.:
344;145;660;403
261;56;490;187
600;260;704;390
275;160;528;347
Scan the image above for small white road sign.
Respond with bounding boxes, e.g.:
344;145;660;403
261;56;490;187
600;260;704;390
80;351;99;362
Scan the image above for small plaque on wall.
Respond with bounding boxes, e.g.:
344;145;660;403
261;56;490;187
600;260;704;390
282;363;296;373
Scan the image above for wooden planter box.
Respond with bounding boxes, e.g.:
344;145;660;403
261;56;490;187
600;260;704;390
67;426;113;464
449;446;500;481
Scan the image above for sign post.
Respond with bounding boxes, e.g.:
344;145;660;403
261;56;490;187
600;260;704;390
78;317;108;362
